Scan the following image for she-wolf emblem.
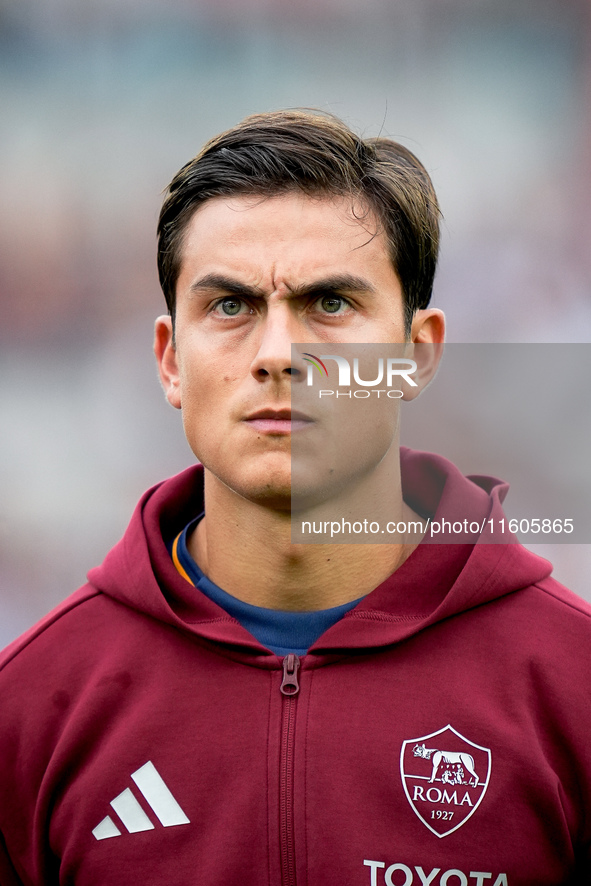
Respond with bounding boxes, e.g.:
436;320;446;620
413;742;479;787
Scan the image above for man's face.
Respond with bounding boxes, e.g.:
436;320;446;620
155;192;442;510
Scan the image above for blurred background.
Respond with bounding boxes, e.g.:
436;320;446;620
1;0;590;647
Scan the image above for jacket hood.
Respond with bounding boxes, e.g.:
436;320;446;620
87;448;553;658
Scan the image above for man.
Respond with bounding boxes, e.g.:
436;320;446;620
1;110;590;885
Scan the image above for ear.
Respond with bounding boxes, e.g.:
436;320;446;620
154;315;182;409
403;308;445;401
410;308;445;345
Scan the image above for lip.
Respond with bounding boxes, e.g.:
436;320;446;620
243;407;314;435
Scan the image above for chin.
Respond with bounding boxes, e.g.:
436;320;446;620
235;478;293;512
218;463;294;512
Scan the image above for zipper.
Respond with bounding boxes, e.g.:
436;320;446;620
280;653;300;697
279;654;300;886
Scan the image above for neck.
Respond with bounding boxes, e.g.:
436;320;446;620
188;452;421;612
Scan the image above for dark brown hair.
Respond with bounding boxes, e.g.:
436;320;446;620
157;110;441;331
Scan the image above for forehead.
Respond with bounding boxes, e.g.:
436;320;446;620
177;192;394;288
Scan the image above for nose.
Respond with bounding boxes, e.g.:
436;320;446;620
249;303;307;383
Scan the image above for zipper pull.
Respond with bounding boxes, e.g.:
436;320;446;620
280;653;300;696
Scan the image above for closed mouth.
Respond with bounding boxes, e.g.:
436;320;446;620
243;408;314;434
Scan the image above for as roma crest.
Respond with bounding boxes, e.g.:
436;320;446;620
400;724;491;838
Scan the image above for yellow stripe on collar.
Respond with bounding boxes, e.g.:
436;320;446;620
171;532;195;587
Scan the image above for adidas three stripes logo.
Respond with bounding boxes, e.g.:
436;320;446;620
92;761;190;840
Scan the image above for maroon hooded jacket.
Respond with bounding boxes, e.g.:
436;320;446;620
1;449;591;885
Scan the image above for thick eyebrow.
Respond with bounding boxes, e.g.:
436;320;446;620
289;274;377;298
189;272;376;299
189;273;265;299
